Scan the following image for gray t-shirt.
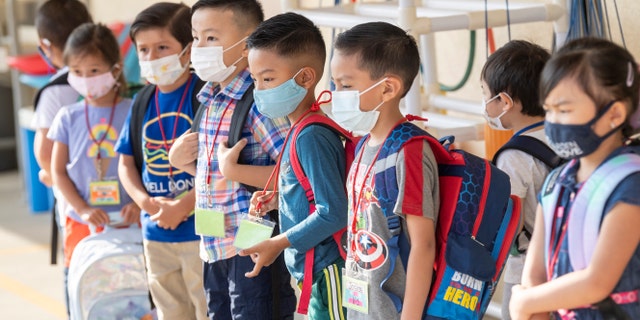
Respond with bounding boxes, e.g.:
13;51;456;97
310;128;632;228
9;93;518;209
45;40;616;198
346;138;439;320
496;129;551;283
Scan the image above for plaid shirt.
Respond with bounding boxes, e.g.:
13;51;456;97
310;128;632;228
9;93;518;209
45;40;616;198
195;69;289;262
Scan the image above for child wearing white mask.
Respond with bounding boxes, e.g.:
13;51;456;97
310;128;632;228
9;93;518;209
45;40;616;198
479;40;552;320
169;1;295;319
114;3;208;319
47;22;139;297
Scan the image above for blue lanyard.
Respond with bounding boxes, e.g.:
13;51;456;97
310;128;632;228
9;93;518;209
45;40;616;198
513;121;544;137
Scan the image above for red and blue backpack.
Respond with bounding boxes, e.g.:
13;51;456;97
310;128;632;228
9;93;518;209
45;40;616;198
288;114;359;314
355;121;521;319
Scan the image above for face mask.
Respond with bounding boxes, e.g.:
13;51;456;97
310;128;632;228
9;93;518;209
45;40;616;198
68;67;118;99
254;69;306;119
331;78;387;136
545;100;621;159
38;39;57;71
139;46;189;86
482;93;509;130
191;37;246;83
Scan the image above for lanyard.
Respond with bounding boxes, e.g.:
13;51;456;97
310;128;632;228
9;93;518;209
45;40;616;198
154;75;192;179
203;99;234;187
546;189;577;281
85;94;118;179
513;120;544;137
255;91;332;213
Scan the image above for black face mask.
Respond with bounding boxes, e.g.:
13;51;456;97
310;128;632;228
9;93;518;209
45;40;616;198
545;100;621;159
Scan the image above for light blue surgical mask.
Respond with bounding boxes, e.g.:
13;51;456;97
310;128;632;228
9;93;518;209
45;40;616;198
254;69;307;119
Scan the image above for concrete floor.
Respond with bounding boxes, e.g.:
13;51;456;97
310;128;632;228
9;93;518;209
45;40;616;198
0;169;505;319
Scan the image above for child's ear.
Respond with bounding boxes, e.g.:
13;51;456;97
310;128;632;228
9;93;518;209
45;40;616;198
608;100;628;127
298;67;316;90
381;76;403;102
498;92;515;112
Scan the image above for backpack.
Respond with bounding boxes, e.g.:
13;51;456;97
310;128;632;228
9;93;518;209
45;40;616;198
492;134;564;253
128;78;206;174
540;151;640;319
287;114;358;315
355;122;521;319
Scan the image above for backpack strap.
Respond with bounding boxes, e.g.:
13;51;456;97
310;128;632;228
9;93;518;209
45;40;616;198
567;153;640;271
129;84;156;174
493;135;563;169
288;114;353;315
34;72;69;110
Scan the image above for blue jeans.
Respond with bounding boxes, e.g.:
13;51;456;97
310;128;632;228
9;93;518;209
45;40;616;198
203;254;296;320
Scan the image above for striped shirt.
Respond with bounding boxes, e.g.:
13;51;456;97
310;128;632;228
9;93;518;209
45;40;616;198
195;69;290;262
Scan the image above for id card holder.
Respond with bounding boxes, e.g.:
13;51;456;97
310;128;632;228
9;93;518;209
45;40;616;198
195;207;225;237
342;267;369;314
89;179;121;206
233;214;276;249
107;211;126;227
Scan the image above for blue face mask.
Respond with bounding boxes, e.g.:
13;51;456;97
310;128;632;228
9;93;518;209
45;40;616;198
545;100;621;159
254;69;306;119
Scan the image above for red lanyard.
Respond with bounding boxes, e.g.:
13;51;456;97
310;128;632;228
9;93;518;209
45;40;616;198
203;99;234;186
154;75;192;179
255;91;331;212
348;117;412;251
546;190;576;281
84;94;118;162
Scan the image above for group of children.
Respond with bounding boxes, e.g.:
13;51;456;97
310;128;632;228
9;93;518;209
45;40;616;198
32;0;640;319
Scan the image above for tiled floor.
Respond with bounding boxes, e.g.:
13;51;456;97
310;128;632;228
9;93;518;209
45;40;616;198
0;170;67;319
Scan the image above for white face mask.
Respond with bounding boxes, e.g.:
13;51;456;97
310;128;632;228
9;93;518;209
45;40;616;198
191;37;246;83
68;67;119;99
331;78;387;136
482;93;509;131
139;45;189;86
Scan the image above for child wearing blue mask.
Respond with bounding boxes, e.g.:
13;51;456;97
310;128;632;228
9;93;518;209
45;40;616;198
479;40;551;320
168;1;295;319
220;12;348;320
115;3;208;319
510;37;640;319
331;22;439;320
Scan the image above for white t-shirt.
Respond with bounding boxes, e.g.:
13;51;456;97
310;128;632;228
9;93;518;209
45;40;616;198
496;129;551;283
31;67;81;129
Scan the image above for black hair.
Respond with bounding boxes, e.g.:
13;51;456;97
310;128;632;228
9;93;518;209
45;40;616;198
540;37;640;138
191;0;264;31
35;0;93;49
334;22;419;98
246;12;325;74
63;23;127;93
130;2;192;49
481;40;550;117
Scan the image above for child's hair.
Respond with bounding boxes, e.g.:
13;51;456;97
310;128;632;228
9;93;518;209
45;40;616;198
246;12;325;76
540;37;640;138
481;40;550;117
35;0;92;49
334;22;419;98
63;23;127;94
191;0;263;31
130;2;192;48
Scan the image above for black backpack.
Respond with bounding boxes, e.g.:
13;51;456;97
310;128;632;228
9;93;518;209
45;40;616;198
34;72;69;110
492;134;564;253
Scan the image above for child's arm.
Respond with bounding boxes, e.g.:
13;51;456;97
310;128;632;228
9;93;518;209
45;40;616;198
217;138;276;188
402;214;436;320
34;129;54;186
51;141;108;226
168;131;198;176
520;205;547;288
510;202;640;318
118;154;160;215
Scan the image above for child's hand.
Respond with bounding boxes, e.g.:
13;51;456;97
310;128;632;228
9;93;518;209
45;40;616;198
79;207;109;226
238;235;289;278
120;202;141;225
149;197;190;230
510;284;533;320
168;131;199;168
38;169;53;187
249;191;278;215
217;138;247;179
